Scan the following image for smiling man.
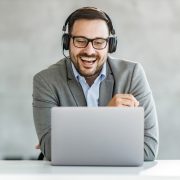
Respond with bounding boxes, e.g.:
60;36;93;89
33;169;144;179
69;19;109;86
33;7;159;161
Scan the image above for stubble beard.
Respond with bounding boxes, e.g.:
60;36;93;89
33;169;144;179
70;53;105;79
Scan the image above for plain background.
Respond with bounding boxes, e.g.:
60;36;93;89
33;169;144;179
0;0;180;160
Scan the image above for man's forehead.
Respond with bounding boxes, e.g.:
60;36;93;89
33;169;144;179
71;19;109;37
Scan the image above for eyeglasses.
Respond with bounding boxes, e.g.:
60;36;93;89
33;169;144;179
70;35;109;50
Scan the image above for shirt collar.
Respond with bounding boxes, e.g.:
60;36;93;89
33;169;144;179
71;62;106;83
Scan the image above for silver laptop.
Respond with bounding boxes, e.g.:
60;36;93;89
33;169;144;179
51;107;144;166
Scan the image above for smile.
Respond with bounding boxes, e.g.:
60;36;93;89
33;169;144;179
80;56;96;66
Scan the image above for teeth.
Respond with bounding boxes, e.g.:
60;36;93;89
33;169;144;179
80;56;96;61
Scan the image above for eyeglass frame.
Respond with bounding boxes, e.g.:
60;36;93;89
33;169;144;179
70;35;110;50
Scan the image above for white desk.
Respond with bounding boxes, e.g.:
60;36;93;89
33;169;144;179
0;160;180;180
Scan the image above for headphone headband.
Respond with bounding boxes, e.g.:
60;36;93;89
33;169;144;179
62;7;115;35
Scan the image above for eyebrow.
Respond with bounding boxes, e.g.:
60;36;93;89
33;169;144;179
71;35;109;39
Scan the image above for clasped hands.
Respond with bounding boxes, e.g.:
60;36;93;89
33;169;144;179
108;94;139;107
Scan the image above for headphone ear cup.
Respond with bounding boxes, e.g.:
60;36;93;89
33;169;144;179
108;37;117;53
62;33;70;50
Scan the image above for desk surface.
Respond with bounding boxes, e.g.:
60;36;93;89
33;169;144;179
0;160;180;180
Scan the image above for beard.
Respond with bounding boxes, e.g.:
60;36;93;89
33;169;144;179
70;52;105;79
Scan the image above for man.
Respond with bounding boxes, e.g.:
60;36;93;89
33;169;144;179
33;7;159;161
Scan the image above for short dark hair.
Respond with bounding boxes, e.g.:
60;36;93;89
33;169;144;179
67;7;113;35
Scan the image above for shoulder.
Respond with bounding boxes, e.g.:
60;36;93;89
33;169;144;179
33;58;67;82
107;56;143;75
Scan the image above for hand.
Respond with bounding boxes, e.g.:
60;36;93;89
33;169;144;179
108;94;139;107
35;144;40;149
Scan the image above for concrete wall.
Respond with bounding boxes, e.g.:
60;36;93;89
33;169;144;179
0;0;180;159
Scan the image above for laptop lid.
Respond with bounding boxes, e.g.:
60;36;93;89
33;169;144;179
51;107;144;166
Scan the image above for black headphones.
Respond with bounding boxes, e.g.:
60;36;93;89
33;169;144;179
62;7;117;53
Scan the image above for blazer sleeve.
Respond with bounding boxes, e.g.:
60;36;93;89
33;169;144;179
32;73;58;161
130;63;159;161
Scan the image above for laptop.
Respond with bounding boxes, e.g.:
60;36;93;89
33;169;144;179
51;107;144;166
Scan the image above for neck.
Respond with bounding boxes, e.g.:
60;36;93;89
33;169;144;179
85;74;99;86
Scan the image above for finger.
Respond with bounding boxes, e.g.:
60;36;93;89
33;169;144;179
116;98;135;107
35;144;40;149
116;94;139;107
130;95;139;106
135;100;139;107
115;94;134;100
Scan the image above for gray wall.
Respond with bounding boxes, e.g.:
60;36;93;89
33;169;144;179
0;0;180;159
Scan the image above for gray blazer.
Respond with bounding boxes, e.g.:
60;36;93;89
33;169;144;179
33;56;159;161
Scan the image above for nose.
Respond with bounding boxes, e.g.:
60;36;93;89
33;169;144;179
83;42;96;55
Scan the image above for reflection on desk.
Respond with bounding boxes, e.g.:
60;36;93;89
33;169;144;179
0;160;180;180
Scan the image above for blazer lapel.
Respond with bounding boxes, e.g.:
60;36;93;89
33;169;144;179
66;59;87;106
65;58;114;107
99;62;114;106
